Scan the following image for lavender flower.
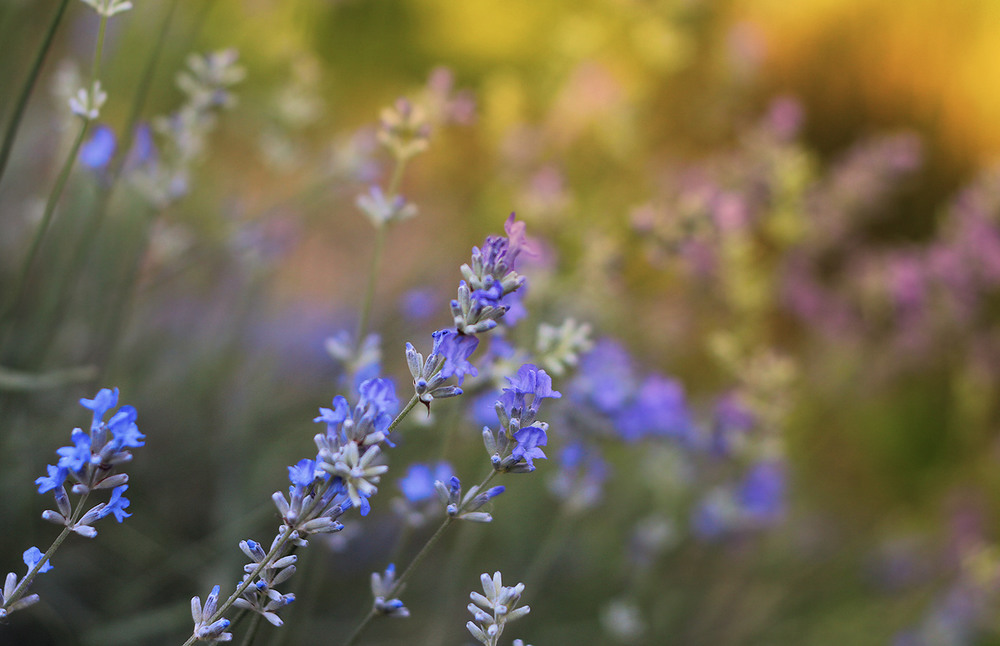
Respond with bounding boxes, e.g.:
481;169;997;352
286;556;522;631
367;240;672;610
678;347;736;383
370;563;409;618
466;571;531;646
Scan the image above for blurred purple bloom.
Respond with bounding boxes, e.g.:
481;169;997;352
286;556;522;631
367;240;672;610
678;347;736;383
614;375;693;442
737;461;786;523
711;392;755;455
400;288;439;322
569;339;637;414
398;462;453;503
80;125;116;169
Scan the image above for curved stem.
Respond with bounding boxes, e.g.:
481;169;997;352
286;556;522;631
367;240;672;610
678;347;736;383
341;469;499;646
0;9;111;331
0;0;71;190
0;120;89;327
1;490;91;612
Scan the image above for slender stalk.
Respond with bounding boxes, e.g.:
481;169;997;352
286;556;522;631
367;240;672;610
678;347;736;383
352;156;408;354
353;223;385;353
0;121;89;327
0;0;71;189
237;612;263;646
179;397;420;646
1;491;91;612
342;469;499;646
0;8;111;330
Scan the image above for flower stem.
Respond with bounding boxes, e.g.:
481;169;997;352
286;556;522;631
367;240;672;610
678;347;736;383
0;0;71;190
1;490;91;612
0;9;111;331
341;469;499;646
0;120;90;328
352;156;409;355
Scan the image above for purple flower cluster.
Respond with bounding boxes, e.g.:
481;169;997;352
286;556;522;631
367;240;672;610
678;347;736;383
35;388;143;535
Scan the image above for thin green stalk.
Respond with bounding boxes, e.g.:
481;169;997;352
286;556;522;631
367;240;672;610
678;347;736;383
0;8;111;330
0;121;90;327
342;469;499;646
0;0;71;189
354;223;386;352
352;156;408;354
180;397;420;646
238;612;264;646
1;491;91;612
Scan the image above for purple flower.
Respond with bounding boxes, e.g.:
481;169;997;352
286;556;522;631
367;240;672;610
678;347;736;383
56;429;93;472
711;392;755;455
358;378;398;421
614;375;693;442
432;329;479;384
569;339;637;414
511;425;548;468
80;387;119;430
315;396;351;432
35;464;68;494
398;462;454;503
101;485;132;522
23;547;53;574
400;288;439;322
288;458;320;488
79;125;116;169
737;461;786;522
500;282;528;326
108;405;145;449
499;364;561;428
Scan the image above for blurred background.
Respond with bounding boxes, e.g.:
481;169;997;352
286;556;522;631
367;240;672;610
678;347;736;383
2;0;1000;644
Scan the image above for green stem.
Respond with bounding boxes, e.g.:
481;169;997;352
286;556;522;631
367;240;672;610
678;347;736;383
341;469;499;646
1;490;91;612
180;397;420;646
353;223;385;353
352;156;408;354
0;0;71;189
0;120;90;327
0;8;110;331
237;611;263;646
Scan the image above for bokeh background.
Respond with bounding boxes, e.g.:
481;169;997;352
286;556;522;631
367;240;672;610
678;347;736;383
2;0;1000;644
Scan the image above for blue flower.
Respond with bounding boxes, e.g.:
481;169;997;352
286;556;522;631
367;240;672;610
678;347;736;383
400;288;439;322
80;387;119;430
511;425;547;468
108;405;145;449
710;392;755;456
35;464;68;494
357;377;398;434
56;429;93;472
288;458;320;488
499;364;561;426
101;485;132;522
569;339;636;414
398;462;453;503
432;329;479;384
614;375;693;442
22;547;53;574
315;396;351;433
737;461;785;522
79;125;116;169
501;282;528;326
